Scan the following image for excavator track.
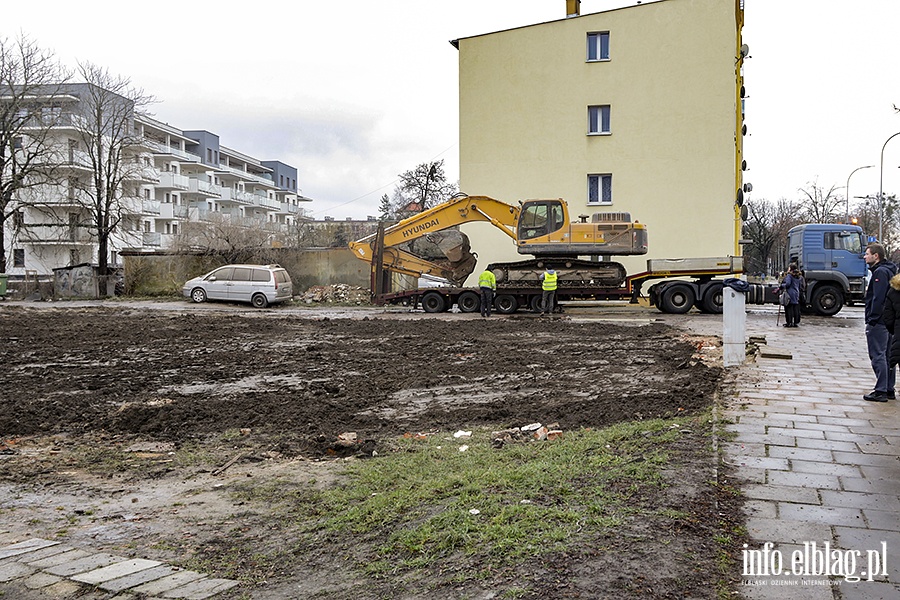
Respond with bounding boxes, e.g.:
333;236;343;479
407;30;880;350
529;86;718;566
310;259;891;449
487;258;627;288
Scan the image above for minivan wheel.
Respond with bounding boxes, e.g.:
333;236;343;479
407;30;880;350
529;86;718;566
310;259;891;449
190;288;207;303
251;293;269;309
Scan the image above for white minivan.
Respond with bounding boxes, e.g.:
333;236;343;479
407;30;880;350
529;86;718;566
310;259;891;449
182;264;293;308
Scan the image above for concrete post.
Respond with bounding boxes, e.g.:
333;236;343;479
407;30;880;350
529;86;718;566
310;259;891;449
723;286;746;367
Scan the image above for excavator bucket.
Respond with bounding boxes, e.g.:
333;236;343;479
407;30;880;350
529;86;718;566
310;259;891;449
400;230;478;285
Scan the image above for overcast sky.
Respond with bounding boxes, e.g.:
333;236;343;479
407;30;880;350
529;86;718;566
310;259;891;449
4;1;900;220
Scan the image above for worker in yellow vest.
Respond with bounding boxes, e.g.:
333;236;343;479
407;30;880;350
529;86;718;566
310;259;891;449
478;269;497;317
540;267;558;315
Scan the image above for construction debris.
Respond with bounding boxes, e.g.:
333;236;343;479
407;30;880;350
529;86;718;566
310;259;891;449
298;284;370;304
491;422;563;448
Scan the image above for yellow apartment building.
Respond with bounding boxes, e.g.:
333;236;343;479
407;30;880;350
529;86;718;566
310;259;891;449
452;0;745;283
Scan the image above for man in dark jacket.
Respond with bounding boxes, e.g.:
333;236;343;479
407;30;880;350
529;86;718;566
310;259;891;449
863;243;897;401
881;272;900;385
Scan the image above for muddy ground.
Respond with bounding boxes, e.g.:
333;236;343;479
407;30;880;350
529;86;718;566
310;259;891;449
0;303;745;599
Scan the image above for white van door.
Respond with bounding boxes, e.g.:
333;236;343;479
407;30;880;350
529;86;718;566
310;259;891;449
204;267;234;300
228;267;254;303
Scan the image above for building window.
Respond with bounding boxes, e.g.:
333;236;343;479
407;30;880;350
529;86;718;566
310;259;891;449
588;105;611;134
12;211;24;229
588;174;613;205
110;251;118;265
587;32;610;61
13;249;25;268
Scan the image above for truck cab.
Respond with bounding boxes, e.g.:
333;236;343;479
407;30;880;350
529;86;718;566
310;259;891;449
787;223;866;316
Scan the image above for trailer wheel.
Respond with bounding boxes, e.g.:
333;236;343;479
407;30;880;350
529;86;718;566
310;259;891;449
810;285;842;316
659;283;696;314
457;291;480;313
495;294;519;314
700;283;724;314
421;292;446;313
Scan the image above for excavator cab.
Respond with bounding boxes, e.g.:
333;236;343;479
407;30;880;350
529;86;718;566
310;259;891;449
517;200;567;240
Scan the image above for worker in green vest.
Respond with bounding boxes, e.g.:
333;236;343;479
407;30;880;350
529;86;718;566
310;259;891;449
540;267;558;315
478;269;497;317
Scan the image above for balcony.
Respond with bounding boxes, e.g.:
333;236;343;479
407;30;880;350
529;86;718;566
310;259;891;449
142;231;162;247
253;194;281;211
157;172;190;190
143;200;161;215
119;197;144;215
17;225;94;245
29;188;90;206
217;164;277;188
132;166;160;184
144;139;200;162
219;188;256;205
47;149;94;172
158;203;189;220
187;178;222;198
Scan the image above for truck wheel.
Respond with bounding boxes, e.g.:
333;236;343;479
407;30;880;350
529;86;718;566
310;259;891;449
529;295;543;313
421;292;446;313
660;283;696;314
810;285;843;316
700;283;724;314
494;294;519;314
457;291;480;313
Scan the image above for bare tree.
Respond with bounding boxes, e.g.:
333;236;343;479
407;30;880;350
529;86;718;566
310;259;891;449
850;193;898;251
393;160;458;218
173;214;280;264
0;34;71;272
68;63;154;296
797;180;843;224
741;198;802;276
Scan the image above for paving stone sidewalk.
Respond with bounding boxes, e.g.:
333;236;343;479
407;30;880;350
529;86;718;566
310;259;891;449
722;307;900;600
0;537;239;599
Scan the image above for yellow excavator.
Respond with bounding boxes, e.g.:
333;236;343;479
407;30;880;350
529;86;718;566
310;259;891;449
349;194;647;290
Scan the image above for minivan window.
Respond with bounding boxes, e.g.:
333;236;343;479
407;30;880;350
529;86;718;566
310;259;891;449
275;271;289;284
252;269;270;282
232;268;252;281
208;267;234;281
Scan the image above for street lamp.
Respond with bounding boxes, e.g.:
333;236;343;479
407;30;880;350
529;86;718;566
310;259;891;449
878;131;900;240
846;165;873;224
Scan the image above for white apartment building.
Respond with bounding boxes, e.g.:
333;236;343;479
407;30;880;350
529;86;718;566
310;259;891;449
4;83;312;277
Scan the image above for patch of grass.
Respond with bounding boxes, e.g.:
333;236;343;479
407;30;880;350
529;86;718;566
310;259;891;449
228;416;695;587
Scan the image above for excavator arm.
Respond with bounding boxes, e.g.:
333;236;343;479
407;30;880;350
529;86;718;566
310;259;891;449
349;195;520;284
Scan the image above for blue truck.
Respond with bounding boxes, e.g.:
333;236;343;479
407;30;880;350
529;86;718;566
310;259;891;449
644;223;867;316
782;222;867;316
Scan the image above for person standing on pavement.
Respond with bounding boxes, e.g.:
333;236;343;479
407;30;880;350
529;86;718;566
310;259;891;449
881;271;900;401
540;266;558;315
863;243;897;402
797;269;807;325
779;263;802;328
478;269;496;318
